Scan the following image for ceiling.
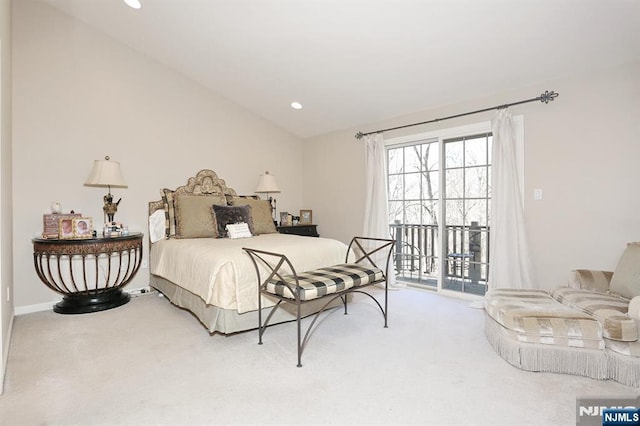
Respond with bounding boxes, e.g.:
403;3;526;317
40;0;640;138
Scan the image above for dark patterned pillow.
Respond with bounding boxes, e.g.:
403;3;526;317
212;204;256;238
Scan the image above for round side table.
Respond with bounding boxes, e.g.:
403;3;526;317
32;233;143;314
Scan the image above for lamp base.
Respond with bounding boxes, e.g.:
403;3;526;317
103;191;121;223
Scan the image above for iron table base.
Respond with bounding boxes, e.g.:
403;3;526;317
54;288;131;314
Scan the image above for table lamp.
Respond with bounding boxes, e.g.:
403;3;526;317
255;171;280;220
85;156;127;222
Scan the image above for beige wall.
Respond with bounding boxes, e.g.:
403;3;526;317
303;60;640;292
1;0;12;394
10;1;640;311
12;0;303;309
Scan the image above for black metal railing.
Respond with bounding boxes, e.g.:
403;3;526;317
389;222;489;295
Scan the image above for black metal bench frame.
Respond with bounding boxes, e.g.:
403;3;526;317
243;236;395;367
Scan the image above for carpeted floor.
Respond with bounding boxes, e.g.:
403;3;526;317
0;288;634;425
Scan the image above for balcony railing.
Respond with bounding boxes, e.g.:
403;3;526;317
389;222;489;296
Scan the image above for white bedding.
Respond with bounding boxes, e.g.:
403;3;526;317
150;234;349;313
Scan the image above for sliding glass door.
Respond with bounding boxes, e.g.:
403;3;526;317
388;128;491;296
442;133;491;295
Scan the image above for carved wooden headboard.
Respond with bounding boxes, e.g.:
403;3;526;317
148;169;239;216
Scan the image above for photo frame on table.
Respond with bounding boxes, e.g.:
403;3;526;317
300;210;313;225
280;212;291;226
59;218;75;239
73;218;93;239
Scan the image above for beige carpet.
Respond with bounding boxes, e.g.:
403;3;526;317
0;287;633;425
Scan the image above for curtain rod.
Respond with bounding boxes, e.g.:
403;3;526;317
354;90;559;140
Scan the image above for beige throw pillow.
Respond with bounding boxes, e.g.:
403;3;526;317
174;194;227;238
231;197;277;234
609;242;640;300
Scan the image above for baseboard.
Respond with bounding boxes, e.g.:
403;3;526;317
14;286;153;316
1;311;15;395
14;301;54;316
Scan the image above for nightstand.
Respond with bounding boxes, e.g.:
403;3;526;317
32;233;143;314
277;224;319;237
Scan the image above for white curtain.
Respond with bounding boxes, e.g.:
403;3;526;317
488;109;536;289
362;133;400;288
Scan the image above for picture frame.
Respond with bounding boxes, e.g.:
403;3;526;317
300;209;313;225
59;218;75;239
280;211;291;226
73;218;93;239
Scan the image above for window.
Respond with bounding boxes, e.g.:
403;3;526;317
387;121;502;296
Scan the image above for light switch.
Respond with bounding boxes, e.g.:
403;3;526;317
534;188;543;200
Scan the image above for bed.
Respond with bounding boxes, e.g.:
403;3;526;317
148;169;350;334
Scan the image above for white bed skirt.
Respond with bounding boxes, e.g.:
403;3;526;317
150;274;345;335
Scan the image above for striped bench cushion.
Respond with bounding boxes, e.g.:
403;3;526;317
484;288;604;350
552;287;635;342
266;263;384;301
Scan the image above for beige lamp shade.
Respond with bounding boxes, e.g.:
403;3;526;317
255;171;280;193
85;157;127;188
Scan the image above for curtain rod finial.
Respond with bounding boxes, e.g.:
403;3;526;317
355;131;364;139
540;90;559;104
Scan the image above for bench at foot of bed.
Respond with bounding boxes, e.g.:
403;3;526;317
243;236;395;367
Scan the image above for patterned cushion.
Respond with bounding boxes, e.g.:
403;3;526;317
266;263;384;301
570;269;613;293
552;287;636;342
606;339;640;358
484;288;604;350
212;204;255;238
174;194;227;239
610;242;640;300
160;188;176;238
230;197;276;234
225;194;258;205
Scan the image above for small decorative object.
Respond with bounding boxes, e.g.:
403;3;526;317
59;218;75;239
50;202;62;214
103;221;124;237
84;156;128;222
292;216;300;225
73;218;93;239
44;213;81;239
280;211;290;226
300;210;313;225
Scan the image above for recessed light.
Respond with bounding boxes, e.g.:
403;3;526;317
124;0;142;9
291;102;303;110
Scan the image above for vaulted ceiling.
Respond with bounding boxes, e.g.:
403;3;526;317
40;0;640;138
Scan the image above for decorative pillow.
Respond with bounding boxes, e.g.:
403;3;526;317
629;296;640;320
610;242;640;300
174;194;227;239
231;197;277;234
226;222;253;239
160;188;176;238
148;209;166;243
212;204;255;238
569;269;613;293
225;194;258;206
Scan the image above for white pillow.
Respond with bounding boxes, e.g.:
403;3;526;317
226;222;253;239
149;210;166;243
629;296;640;319
610;242;640;299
